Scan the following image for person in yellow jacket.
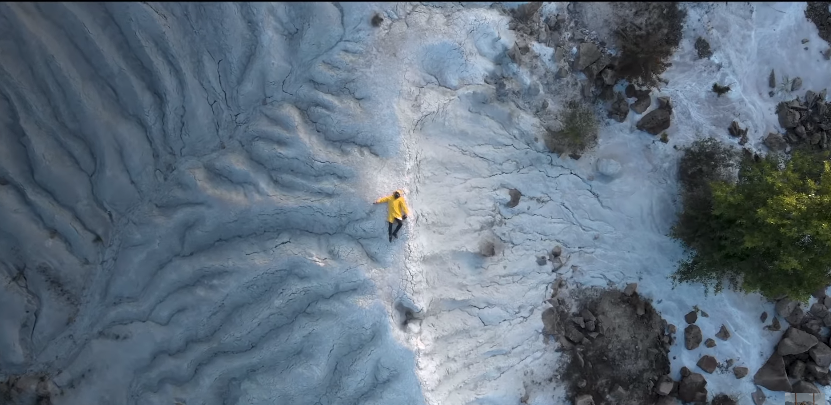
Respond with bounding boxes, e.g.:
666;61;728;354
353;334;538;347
374;189;410;242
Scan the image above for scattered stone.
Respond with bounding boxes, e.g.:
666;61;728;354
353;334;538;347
677;371;708;403
803;38;810;44
596;158;622;177
684;311;698;324
751;387;766;405
565;323;585;344
793;380;821;394
695;37;713;59
768;317;781;331
809;342;831;367
551;245;562;258
668;324;676;334
754;353;794;392
725;359;735;368
728;121;747;138
761;311;768;322
623;283;638;296
507;188;522;208
705;338;716;348
792;77;803;92
685;325;702;350
733;366;748;379
777;327;818;356
769;69;776;89
681;366;691;377
575;42;601;71
574;394;595;405
537;256;547;265
600;68;616;86
371;13;384;27
572;317;585;329
716;324;731;341
697;355;718;373
636;103;672;135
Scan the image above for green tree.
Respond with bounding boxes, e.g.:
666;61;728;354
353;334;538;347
672;147;831;301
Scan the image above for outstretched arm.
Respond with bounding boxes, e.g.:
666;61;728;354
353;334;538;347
375;195;392;204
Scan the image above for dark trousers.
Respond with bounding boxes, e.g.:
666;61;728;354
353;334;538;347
388;218;403;237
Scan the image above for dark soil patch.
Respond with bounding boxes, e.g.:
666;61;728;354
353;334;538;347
806;2;831;45
551;288;671;405
612;2;686;87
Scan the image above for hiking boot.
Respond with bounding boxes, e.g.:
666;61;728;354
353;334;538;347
389;235;393;243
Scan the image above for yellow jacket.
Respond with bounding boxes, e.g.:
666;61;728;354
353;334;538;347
376;190;410;223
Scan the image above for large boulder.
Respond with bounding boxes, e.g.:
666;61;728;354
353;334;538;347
716;324;731;341
684;311;698;324
677;371;708;403
777;104;801;129
754;353;793;392
630;95;651;114
684;325;702;350
776;299;799;318
636;107;671;135
809;342;831;368
733;366;749;379
777;328;818;355
764;132;788;152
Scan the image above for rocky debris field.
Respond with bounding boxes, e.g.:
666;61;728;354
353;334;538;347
753;292;831;395
770;85;831;151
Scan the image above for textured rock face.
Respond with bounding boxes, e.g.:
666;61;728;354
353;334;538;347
754;353;793;392
0;3;423;404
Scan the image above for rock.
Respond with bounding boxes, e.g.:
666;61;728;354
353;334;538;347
668;324;677;334
575;42;601;71
751;387;766;405
507;188;522;208
769;69;776;88
697;355;718;373
609;384;627;400
655;378;674;396
711;394;737;405
768;317;781;331
637;107;672;135
733;366;749;379
572;316;585;328
574;394;595;405
761;311;768;322
785;306;805;325
677;372;708;403
565;324;585;344
596;158;622;177
537;256;547;265
728;121;747;138
754;353;794;392
636;299;645;316
788;359;807;380
630;95;651;114
655;396;676;405
810;303;828;316
764;133;788;152
685;325;702;350
542;307;559;335
695;37;713;59
716;324;731;341
777;328;818;355
809;342;831;367
584;54;611;78
792;77;803;92
623;283;637;296
806;361;829;380
683;310;698;325
657;96;672;110
803;318;824;336
793;381;821;394
726;359;735;368
581;309;596;322
585;320;596;332
824;296;831;308
681;366;691;377
608;94;629;122
551;246;562;258
776;105;801;129
705;338;716;348
600;68;616;86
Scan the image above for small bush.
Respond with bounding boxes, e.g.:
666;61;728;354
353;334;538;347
614;3;686;87
544;101;599;156
671;146;831;301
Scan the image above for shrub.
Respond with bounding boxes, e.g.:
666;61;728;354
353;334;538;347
544;101;599;156
671;146;831;301
613;3;686;87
